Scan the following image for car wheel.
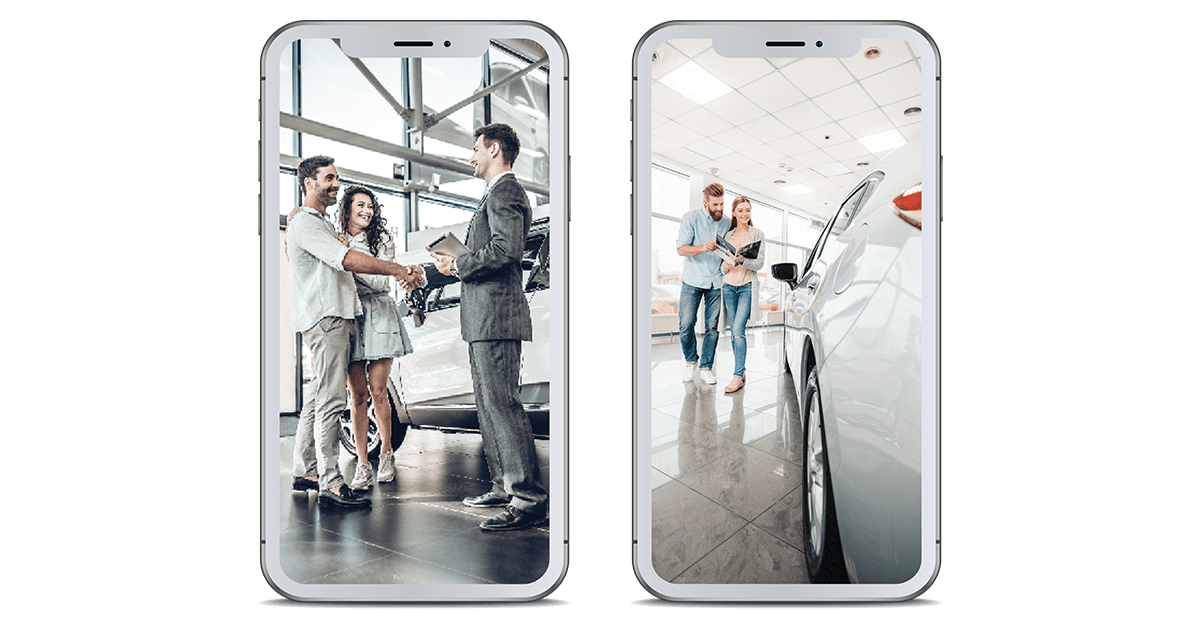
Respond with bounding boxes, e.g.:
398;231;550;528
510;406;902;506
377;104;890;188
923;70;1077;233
802;368;849;583
339;388;409;459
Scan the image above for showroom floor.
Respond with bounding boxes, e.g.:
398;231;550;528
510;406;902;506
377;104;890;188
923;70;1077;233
649;327;812;584
278;424;551;585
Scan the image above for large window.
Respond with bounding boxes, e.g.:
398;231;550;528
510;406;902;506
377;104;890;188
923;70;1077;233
649;164;823;322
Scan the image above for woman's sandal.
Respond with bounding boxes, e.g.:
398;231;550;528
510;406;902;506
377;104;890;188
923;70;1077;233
724;376;745;394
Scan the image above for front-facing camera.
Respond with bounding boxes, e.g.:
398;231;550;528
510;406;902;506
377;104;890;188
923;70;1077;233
443;40;451;47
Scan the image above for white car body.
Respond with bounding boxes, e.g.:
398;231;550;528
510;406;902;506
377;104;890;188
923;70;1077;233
776;142;924;584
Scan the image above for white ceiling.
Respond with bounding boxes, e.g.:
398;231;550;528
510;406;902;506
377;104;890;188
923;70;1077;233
651;38;923;221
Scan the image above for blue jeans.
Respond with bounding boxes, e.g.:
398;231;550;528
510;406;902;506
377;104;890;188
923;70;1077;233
679;282;721;369
722;283;753;378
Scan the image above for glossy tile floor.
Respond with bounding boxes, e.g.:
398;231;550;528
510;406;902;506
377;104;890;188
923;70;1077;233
279;423;550;585
649;327;813;584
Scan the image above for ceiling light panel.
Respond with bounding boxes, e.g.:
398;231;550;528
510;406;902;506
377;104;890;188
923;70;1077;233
694;48;775;90
660;60;733;105
782;183;816;195
649;43;689;80
859;129;906;153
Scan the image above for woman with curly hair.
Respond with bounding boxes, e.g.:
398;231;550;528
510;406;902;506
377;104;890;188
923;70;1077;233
338;186;413;490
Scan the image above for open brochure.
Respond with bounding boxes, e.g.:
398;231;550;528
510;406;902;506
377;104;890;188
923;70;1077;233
426;231;470;258
714;235;761;264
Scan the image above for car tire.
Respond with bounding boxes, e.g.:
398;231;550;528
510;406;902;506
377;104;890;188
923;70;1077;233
339;388;409;459
801;368;850;583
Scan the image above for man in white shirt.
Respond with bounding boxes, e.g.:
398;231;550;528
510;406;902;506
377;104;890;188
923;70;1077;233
287;155;423;509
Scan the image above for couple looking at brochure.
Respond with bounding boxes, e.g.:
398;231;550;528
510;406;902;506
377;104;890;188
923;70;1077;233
287;123;547;532
675;183;765;395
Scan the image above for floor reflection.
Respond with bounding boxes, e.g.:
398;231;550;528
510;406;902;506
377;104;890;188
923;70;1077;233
650;328;811;584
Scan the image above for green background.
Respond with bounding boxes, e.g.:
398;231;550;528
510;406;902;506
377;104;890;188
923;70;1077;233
7;0;1190;624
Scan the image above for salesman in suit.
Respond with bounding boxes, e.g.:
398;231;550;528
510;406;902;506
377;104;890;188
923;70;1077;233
430;123;548;531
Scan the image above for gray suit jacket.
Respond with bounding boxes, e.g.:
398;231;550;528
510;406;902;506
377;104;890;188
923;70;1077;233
455;173;533;343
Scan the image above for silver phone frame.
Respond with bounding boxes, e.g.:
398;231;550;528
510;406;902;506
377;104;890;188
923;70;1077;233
631;20;940;602
258;21;569;602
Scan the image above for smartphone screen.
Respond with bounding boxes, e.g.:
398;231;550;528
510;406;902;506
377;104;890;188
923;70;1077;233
633;22;939;601
259;22;567;601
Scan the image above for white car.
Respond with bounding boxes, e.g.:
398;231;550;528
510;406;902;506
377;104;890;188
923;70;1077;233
771;142;925;584
339;206;552;456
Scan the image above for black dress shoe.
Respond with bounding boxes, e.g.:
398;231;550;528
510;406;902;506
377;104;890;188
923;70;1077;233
319;484;371;508
463;492;511;508
479;505;546;531
292;476;319;491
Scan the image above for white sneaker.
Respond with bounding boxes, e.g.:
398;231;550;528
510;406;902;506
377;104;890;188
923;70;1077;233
682;361;697;381
349;461;374;490
377;450;396;483
699;368;717;385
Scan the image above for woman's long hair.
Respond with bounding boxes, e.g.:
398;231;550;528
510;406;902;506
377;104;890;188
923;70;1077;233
728;196;753;232
338;185;389;256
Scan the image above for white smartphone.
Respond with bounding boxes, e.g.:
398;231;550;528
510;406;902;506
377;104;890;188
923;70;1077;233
632;21;940;601
259;21;568;601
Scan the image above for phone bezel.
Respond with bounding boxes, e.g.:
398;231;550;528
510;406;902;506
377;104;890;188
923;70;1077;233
631;20;940;602
258;20;569;602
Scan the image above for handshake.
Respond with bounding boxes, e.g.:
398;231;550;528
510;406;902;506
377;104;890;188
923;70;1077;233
394;264;426;291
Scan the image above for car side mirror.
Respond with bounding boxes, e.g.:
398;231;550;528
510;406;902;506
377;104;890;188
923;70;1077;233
772;263;799;291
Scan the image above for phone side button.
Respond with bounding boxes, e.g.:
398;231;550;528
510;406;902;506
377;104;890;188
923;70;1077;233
629;193;634;237
258;194;262;237
939;155;944;223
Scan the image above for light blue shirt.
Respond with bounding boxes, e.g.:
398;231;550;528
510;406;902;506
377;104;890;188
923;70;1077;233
676;207;731;289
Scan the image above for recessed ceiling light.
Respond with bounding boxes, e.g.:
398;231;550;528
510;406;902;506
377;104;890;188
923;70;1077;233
903;106;922;117
856;161;870;167
812;162;852;177
660;61;732;105
864;47;881;60
859;129;906;153
782;183;815;195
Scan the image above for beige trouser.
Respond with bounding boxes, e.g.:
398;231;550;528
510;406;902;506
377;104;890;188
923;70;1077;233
293;317;355;491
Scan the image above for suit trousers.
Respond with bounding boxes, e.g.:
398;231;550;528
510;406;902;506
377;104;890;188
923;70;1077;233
468;339;547;514
293;316;354;491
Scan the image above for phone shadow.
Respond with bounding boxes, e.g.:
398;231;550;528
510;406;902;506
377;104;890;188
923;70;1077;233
628;600;936;609
259;597;571;607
